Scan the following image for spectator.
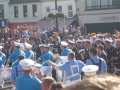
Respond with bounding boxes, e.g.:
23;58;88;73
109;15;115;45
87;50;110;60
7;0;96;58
62;75;120;90
49;82;63;90
42;77;56;90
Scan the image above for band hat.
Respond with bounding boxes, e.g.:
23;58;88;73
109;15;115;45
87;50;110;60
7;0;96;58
105;39;113;43
0;46;3;49
14;41;21;47
43;44;50;48
68;40;75;44
76;40;81;43
84;39;91;43
79;49;85;53
24;42;32;49
97;34;103;37
48;43;54;46
19;59;35;70
76;39;84;43
61;41;68;46
95;38;103;42
82;65;98;77
34;63;42;68
69;35;73;37
39;44;46;47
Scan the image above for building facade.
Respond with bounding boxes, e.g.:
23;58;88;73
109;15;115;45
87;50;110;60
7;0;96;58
0;0;10;27
0;0;76;28
77;0;120;33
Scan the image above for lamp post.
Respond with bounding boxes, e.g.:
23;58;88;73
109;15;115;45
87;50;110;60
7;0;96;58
55;0;58;31
75;0;79;26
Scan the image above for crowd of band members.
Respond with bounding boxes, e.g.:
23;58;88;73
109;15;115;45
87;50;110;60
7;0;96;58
0;25;120;76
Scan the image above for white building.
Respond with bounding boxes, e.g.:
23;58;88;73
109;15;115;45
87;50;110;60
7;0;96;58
0;0;10;27
8;0;76;23
77;0;120;33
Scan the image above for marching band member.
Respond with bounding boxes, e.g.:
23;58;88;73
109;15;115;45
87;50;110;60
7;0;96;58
38;44;54;77
16;59;42;90
0;57;4;69
7;42;25;67
0;46;6;65
49;52;85;84
82;65;98;78
60;41;72;56
24;42;35;60
11;54;25;85
86;48;107;73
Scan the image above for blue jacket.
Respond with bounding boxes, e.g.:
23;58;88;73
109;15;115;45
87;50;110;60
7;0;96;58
86;55;107;73
11;64;23;82
58;60;85;81
61;48;72;56
8;49;25;65
40;50;53;66
24;50;35;60
16;74;42;90
0;51;6;65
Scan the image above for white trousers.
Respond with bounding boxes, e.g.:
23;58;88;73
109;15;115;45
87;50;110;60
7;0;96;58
41;66;52;77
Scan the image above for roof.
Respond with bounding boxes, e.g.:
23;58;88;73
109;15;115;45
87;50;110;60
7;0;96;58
9;0;66;4
9;0;41;4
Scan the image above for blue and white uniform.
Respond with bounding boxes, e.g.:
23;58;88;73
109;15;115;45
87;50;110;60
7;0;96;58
16;59;42;90
0;57;4;68
61;48;72;56
11;64;23;85
40;50;53;77
56;60;85;83
24;50;35;60
16;74;42;90
86;55;107;73
8;49;25;67
24;42;35;60
0;51;6;65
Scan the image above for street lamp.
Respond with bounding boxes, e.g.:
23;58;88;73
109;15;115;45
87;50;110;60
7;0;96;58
55;0;58;31
75;0;79;26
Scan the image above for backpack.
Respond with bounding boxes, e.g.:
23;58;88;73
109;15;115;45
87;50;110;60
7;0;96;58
90;58;102;73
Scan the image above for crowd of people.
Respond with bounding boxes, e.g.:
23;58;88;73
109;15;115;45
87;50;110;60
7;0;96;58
0;25;120;90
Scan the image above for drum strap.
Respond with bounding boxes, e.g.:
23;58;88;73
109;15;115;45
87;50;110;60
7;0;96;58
29;52;32;59
90;58;102;73
0;53;3;59
16;67;18;77
69;61;80;75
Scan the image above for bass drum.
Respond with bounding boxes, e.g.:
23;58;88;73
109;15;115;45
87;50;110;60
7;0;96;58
0;67;12;80
0;72;4;88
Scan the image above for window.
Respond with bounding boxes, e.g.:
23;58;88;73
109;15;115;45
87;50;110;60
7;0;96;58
68;5;73;10
32;4;37;17
46;7;50;13
58;6;62;13
113;0;120;7
85;0;120;10
14;6;18;18
92;0;100;8
68;5;73;18
0;5;4;19
23;5;28;17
